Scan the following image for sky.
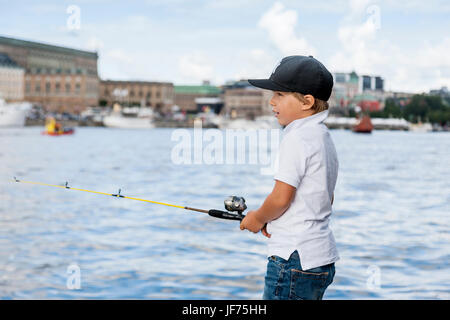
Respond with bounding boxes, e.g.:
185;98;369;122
0;0;449;93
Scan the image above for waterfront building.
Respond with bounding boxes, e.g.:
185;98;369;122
174;83;222;113
330;71;359;108
99;80;174;113
0;35;99;113
352;92;382;111
361;75;384;92
0;53;24;101
195;97;223;114
330;71;385;112
429;86;449;98
222;80;272;119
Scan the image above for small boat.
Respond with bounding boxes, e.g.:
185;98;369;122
41;128;75;136
42;116;75;136
353;115;373;133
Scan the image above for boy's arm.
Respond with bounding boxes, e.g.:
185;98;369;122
240;180;296;233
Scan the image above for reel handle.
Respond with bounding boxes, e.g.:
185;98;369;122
208;209;245;221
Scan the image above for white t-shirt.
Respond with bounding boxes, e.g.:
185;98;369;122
267;110;339;270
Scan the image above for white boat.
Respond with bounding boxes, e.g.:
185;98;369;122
409;122;433;132
81;106;111;124
324;116;410;130
0;99;31;127
103;105;154;129
213;115;281;130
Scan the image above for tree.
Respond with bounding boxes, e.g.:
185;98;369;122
403;94;448;124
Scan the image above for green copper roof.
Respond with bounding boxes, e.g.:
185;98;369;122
353;93;378;101
349;71;359;83
174;85;222;95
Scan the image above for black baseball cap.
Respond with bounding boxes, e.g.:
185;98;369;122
248;55;333;101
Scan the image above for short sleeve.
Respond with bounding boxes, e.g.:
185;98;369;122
273;134;308;188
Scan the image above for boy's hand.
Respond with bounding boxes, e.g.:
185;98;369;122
240;210;265;233
261;223;271;238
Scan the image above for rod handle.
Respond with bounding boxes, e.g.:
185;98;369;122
208;209;245;221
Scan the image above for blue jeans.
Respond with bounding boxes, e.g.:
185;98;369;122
263;250;335;300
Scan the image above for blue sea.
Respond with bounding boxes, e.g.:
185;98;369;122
0;127;449;299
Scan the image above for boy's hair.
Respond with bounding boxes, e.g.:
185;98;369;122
291;92;329;114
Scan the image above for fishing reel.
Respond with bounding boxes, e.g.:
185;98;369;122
207;196;247;221
224;196;247;215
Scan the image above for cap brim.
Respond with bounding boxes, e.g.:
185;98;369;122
247;79;292;92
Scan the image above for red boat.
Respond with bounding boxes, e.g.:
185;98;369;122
41;128;75;136
353;115;373;133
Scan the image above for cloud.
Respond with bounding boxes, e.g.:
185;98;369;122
178;53;214;84
232;49;277;80
258;2;316;56
328;1;449;92
5;0;447;91
392;37;450;92
328;5;380;74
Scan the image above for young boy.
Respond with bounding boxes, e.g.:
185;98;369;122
240;55;339;300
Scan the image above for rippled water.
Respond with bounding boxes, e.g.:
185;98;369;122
0;127;449;299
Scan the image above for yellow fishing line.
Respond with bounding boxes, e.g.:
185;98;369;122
12;178;188;211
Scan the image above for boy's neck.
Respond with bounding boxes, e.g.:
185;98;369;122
285;110;316;126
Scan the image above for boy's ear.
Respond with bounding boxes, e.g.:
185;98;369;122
300;94;315;111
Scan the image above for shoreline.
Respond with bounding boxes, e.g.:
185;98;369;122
23;118;449;131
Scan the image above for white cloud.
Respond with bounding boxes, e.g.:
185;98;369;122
328;1;450;92
391;37;450;92
6;0;448;91
232;49;277;80
178;53;214;84
328;10;380;73
258;2;316;56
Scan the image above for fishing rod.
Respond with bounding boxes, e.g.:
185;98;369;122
12;177;247;221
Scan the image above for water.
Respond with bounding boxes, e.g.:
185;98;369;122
0;127;449;299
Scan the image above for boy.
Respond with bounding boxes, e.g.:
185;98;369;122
240;55;339;300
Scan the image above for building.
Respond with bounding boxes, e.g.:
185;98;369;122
429;86;449;98
174;83;222;113
222;80;272;119
329;71;385;112
352;93;382;112
0;35;99;113
99;80;174;112
0;53;24;101
195;97;223;114
361;75;384;92
383;91;415;107
330;71;359;108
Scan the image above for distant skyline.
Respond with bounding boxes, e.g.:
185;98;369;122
1;0;449;93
